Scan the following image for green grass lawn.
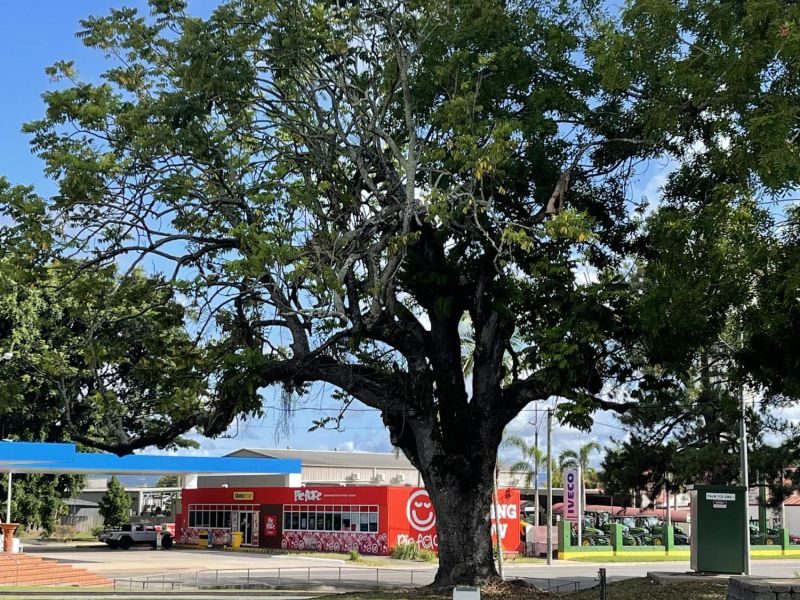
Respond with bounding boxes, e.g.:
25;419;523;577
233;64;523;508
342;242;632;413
312;577;727;600
568;552;798;563
568;577;726;599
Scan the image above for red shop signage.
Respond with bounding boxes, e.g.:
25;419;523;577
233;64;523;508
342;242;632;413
264;514;278;536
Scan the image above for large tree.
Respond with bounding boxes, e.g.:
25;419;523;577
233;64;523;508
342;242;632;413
7;0;800;585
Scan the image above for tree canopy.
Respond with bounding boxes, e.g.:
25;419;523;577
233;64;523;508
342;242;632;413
0;184;207;452
98;476;132;529
3;0;800;585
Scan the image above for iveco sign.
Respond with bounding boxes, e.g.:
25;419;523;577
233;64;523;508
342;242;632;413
563;467;579;522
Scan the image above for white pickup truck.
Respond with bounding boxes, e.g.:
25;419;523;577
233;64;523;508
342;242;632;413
99;523;174;550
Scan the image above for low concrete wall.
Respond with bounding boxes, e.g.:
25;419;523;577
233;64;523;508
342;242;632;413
728;577;800;599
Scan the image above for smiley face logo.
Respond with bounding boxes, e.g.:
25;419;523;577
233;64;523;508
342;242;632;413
406;490;436;532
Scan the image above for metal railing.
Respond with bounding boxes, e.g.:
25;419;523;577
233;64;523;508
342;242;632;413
112;565;437;591
111;565;584;593
518;576;582;592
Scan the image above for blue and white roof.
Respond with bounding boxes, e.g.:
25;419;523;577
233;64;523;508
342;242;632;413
0;442;301;476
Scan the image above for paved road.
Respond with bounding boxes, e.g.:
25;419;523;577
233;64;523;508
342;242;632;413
23;546;800;594
24;545;350;577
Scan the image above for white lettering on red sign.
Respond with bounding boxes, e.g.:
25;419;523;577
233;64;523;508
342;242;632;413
397;533;438;549
293;489;323;502
490;504;518;520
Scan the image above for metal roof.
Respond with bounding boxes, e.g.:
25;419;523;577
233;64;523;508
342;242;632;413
0;442;302;476
64;498;99;508
227;448;416;470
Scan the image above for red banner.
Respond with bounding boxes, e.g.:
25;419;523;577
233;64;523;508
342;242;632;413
264;514;278;536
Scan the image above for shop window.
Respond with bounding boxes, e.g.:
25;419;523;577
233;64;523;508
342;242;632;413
188;504;256;530
281;505;378;533
369;511;378;533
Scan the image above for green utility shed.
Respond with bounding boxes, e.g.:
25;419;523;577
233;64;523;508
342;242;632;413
689;484;746;574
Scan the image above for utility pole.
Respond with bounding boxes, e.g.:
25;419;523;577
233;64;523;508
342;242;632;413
546;409;553;565
665;475;671;529
493;464;504;580
781;469;787;530
531;411;541;529
741;386;751;576
577;463;583;547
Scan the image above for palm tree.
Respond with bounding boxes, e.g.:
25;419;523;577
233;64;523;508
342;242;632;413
559;441;601;510
550;458;563;488
502;434;544;526
503;435;544;489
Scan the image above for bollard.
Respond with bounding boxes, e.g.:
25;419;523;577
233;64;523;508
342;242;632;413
598;567;607;600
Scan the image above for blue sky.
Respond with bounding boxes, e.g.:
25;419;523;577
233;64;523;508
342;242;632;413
0;0;620;466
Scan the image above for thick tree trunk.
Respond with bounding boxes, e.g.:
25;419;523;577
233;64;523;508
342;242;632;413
405;421;504;588
427;465;500;587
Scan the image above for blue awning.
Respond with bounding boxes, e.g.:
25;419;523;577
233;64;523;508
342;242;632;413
0;442;301;476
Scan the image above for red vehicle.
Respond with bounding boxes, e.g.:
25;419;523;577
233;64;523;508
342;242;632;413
178;485;520;555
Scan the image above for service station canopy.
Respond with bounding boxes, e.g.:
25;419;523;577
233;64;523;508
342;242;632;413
0;442;302;476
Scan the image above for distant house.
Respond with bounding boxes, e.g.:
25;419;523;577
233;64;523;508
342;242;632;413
60;498;101;533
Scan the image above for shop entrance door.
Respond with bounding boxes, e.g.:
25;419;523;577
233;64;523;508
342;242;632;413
234;511;254;546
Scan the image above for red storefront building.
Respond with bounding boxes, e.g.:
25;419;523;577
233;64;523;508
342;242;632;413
178;486;520;555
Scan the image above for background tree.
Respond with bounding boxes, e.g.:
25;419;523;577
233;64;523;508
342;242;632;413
550;459;563;488
0;187;207;452
503;435;544;491
601;199;800;507
156;475;180;488
559;441;601;509
502;434;543;526
98;476;131;529
0;474;81;534
6;0;800;585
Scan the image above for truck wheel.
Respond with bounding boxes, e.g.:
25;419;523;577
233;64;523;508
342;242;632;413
162;535;173;549
119;536;133;550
